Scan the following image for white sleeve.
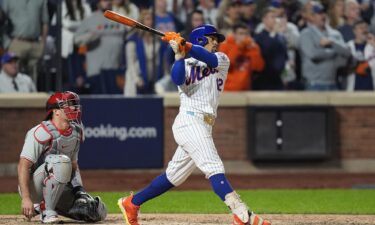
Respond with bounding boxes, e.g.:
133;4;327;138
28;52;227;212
130;3;140;20
83;3;92;19
20;128;45;163
215;52;230;79
25;75;36;92
364;44;375;90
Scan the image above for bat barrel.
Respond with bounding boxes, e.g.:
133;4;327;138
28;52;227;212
104;10;165;37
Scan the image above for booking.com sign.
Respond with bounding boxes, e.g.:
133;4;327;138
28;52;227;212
84;124;157;141
79;97;164;169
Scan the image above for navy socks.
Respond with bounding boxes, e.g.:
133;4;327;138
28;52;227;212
132;173;174;206
209;173;234;201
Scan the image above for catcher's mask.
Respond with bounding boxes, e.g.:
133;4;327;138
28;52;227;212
45;91;81;122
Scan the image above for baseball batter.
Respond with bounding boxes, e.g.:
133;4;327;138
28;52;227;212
18;91;107;223
118;25;271;225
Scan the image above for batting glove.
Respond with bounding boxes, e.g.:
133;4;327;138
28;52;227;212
162;32;183;43
169;40;186;60
163;32;192;54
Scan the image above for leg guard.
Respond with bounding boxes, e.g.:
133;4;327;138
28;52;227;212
224;192;250;223
43;155;72;218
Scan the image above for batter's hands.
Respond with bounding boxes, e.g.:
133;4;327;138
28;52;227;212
162;32;185;46
21;197;34;220
170;40;186;60
163;32;192;54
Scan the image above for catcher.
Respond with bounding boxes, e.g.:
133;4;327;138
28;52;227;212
17;91;107;223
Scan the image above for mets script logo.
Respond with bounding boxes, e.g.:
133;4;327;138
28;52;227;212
185;66;219;85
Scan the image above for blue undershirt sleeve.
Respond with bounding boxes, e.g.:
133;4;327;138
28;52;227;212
189;45;218;68
171;59;186;85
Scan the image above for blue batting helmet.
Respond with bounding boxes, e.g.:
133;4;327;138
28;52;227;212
189;24;225;46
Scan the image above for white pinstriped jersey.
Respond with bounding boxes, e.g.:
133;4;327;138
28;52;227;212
166;51;230;185
178;52;230;117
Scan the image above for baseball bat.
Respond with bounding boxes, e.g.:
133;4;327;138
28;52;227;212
104;10;165;37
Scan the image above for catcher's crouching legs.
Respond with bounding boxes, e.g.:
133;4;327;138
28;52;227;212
42;155;72;223
67;188;107;223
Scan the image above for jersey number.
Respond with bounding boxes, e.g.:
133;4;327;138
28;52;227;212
216;78;223;91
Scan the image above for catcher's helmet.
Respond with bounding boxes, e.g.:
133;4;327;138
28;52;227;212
189;24;225;46
45;91;81;121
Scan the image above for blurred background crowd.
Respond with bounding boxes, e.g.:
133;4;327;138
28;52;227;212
1;0;375;95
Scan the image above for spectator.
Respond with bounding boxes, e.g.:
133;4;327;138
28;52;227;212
338;0;361;42
364;33;375;88
112;0;139;20
358;0;372;23
181;9;205;39
167;0;196;25
53;0;92;93
0;5;6;54
295;0;314;31
0;52;36;93
166;0;183;15
217;0;243;36
253;7;288;90
197;0;219;26
299;1;351;91
124;9;169;96
327;0;345;29
370;1;375;34
111;0;139;42
283;0;303;24
1;0;49;87
240;0;260;35
255;4;300;87
219;23;264;91
74;0;125;94
347;20;375;90
154;0;183;33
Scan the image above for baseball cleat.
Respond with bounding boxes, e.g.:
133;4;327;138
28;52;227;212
233;212;271;225
41;214;59;224
118;194;140;225
249;212;271;225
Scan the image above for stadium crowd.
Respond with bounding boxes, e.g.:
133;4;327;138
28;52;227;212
1;0;375;94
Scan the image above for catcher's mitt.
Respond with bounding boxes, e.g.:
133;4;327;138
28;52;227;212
68;191;106;222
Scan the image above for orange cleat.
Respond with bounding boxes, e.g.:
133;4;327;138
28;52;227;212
233;212;271;225
118;194;140;225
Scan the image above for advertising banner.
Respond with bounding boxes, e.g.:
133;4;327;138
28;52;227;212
78;96;163;169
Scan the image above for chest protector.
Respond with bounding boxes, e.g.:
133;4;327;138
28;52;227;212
34;121;82;168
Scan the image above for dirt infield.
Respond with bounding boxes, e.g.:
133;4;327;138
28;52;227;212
1;214;375;225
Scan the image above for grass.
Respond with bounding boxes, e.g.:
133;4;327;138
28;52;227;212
2;189;375;215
